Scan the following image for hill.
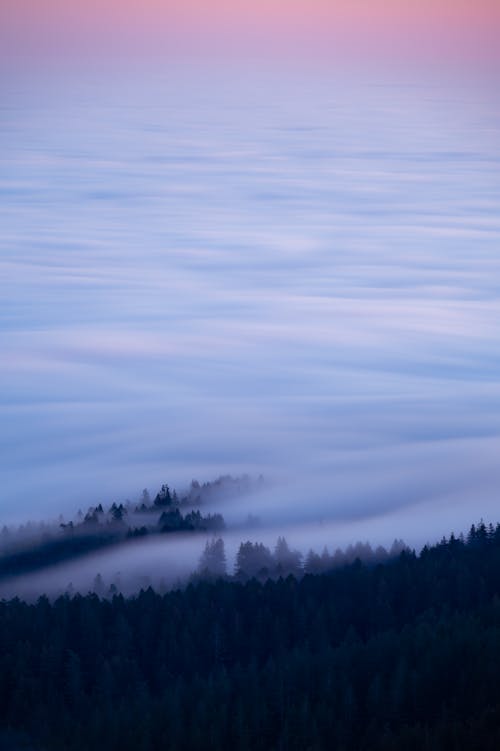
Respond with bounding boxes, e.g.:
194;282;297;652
1;522;500;749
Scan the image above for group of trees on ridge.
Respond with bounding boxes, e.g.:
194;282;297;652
1;521;500;749
62;479;228;536
1;475;250;553
0;478;237;581
197;535;408;582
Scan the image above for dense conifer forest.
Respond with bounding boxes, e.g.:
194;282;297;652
2;522;500;750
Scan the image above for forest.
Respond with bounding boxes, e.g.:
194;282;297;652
1;521;500;750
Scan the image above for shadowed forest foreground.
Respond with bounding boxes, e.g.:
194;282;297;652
2;522;500;750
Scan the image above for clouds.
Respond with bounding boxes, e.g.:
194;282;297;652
0;72;499;553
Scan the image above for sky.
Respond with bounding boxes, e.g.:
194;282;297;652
1;1;500;557
1;0;500;73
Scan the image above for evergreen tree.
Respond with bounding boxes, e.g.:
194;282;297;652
198;538;227;578
154;484;172;507
273;537;302;576
235;541;273;578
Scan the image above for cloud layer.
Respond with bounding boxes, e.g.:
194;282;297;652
1;72;500;554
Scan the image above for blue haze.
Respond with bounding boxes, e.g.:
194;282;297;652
1;70;500;549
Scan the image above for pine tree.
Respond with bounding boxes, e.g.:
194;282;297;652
274;537;302;577
198;538;227;578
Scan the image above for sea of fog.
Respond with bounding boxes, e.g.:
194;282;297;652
1;69;500;556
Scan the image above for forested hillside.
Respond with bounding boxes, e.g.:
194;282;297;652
0;476;405;594
0;477;237;581
1;522;500;750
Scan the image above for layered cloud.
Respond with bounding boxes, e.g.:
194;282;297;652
1;73;500;557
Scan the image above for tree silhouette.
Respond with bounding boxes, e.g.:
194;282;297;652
154;484;172;507
235;541;273;578
273;536;302;576
197;537;227;578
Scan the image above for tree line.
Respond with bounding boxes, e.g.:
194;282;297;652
196;535;407;582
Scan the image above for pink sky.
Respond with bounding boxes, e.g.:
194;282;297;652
1;0;499;71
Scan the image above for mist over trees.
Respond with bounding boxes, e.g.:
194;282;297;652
0;476;237;582
0;475;408;594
